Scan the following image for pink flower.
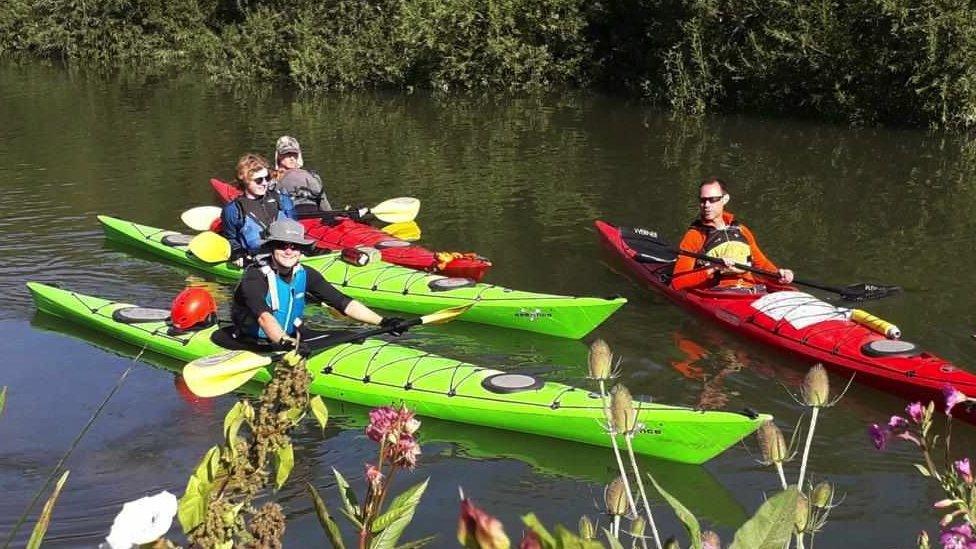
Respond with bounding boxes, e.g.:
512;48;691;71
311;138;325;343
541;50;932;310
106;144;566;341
366;407;399;442
888;415;909;430
940;523;976;549
869;423;888;450
907;402;924;423
955;458;973;484
519;530;542;549
388;433;421;469
943;385;969;417
457;497;510;549
364;463;384;492
397;407;421;435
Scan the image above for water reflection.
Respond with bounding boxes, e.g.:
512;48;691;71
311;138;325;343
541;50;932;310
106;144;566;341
4;60;976;546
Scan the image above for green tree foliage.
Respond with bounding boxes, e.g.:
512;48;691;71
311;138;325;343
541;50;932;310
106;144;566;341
3;0;976;128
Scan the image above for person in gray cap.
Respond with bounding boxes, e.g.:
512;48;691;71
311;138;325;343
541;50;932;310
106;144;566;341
230;218;405;351
274;135;332;215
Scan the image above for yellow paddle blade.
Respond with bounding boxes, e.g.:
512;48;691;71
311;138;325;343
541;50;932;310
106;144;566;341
181;206;223;231
420;303;473;325
370;197;420;223
182;350;271;397
381;221;421;241
188;231;231;263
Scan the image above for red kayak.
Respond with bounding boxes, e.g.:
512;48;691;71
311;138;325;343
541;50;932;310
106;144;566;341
211;178;491;281
595;220;976;424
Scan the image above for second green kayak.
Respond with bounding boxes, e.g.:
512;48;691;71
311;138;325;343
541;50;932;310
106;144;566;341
98;215;625;339
28;282;767;464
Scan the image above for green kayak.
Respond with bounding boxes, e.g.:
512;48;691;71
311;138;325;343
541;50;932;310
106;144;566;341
28;282;767;464
98;215;624;339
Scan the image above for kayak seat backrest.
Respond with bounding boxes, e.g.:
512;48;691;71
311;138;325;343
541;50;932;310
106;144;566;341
481;373;545;394
861;339;922;358
113;306;171;324
162;233;194;247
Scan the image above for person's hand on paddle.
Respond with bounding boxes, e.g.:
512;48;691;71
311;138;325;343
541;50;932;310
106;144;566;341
380;316;409;336
270;334;309;357
714;257;745;275
346;206;372;222
777;268;795;284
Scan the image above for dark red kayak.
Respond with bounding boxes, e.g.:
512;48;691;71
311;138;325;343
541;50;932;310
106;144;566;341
211;178;491;280
595;219;976;424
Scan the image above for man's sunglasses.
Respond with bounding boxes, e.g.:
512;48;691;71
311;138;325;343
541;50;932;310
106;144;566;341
273;242;304;251
699;195;725;205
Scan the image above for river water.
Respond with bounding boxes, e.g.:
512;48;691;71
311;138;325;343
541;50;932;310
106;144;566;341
1;61;974;547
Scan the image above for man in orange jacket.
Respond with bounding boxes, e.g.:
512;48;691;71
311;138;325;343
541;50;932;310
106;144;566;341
670;177;794;291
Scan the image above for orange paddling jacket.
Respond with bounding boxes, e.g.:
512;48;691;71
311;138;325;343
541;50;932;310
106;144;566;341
670;211;779;291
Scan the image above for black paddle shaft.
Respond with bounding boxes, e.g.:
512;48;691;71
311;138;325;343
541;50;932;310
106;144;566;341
624;227;899;301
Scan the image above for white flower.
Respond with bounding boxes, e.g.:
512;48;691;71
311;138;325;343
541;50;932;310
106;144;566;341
101;491;177;548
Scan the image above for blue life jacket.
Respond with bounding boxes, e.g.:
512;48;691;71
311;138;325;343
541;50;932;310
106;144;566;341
226;191;296;254
245;263;307;340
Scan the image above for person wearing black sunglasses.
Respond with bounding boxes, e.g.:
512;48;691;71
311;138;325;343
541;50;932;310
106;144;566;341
221;153;299;266
670;177;794;292
230;218;407;353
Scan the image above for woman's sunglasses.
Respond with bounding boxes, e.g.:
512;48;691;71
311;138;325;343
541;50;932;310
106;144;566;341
273;242;304;251
250;175;272;185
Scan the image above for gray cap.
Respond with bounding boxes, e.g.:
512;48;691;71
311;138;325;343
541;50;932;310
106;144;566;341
265;218;314;246
276;135;301;156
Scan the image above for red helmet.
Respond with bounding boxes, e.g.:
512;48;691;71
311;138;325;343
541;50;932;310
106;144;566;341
171;287;217;331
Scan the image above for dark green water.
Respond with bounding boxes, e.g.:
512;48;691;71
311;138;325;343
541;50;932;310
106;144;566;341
2;61;975;547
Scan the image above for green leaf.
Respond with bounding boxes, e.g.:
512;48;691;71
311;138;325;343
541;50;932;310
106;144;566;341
371;478;429;533
310;396;329;433
0;386;7;419
521;513;556;547
729;487;801;549
648;472;702;549
179;445;222;533
603;527;625;549
285;406;305;426
913;463;932;477
553;523;603;548
275;442;295;489
178;475;209;533
369;478;429;549
393;535;437;549
333;468;363;528
223;401;252;457
26;470;69;549
307;482;346;549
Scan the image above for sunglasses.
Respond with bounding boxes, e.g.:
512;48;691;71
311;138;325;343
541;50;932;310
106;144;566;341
250;175;271;185
273;242;303;251
699;195;725;205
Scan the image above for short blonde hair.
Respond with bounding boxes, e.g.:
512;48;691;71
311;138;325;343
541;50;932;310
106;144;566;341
235;153;270;187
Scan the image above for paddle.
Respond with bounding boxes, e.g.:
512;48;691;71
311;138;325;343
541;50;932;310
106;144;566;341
381;220;421;241
295;197;421;224
181;206;224;231
187;231;231;263
182;303;472;397
623;227;900;302
182;197;421;234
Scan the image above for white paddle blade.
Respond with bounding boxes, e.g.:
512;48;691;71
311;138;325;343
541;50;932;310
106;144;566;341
371;197;420;223
181;206;223;231
182;350;271;397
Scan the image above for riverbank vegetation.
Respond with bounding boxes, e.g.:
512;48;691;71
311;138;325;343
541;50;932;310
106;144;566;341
2;0;975;129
